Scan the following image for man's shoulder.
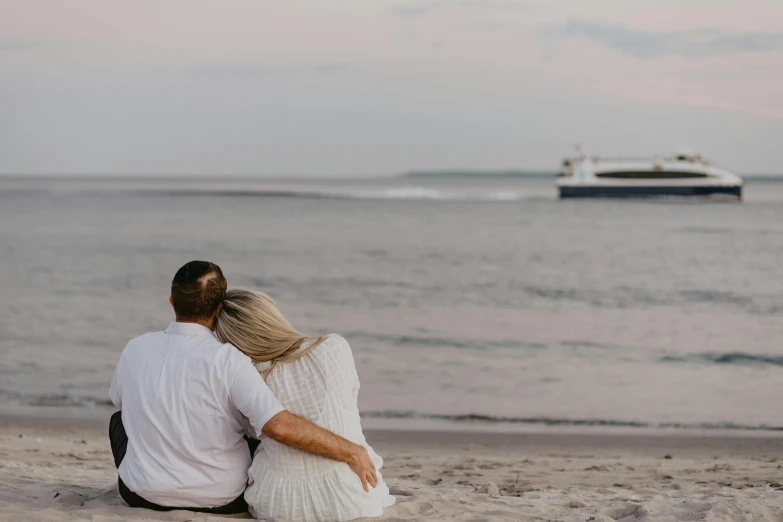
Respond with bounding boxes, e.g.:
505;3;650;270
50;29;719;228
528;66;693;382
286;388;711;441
122;330;251;368
125;330;165;349
216;341;253;366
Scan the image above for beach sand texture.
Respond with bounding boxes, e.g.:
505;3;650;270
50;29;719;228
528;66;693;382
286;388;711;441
1;420;782;522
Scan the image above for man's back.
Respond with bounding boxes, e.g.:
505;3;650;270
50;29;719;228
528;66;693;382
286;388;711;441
110;322;283;508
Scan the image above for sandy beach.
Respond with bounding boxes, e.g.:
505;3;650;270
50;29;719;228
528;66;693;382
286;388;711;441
1;416;782;522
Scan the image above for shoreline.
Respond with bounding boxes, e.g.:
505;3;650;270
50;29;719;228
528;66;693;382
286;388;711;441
4;412;783;455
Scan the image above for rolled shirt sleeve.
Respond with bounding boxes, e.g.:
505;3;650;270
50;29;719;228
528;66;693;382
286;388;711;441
230;361;285;438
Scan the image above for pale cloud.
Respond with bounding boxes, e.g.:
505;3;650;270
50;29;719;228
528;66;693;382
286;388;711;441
591;73;783;122
549;19;783;59
0;41;41;51
391;0;533;17
391;1;439;16
184;63;351;79
470;21;506;31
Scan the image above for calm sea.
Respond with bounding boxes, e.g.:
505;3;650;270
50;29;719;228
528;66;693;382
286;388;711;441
2;176;782;433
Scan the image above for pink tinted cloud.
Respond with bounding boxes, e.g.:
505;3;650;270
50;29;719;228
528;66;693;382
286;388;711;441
544;2;783;122
588;54;783;122
620;1;783;33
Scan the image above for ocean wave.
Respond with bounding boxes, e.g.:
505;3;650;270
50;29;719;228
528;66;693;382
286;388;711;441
679;226;734;235
679;290;753;307
0;390;114;409
661;352;783;367
360;410;783;432
344;331;546;351
518;284;665;308
28;395;115;408
512;284;783;315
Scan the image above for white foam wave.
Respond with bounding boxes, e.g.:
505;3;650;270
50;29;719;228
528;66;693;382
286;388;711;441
481;191;522;201
332;187;446;200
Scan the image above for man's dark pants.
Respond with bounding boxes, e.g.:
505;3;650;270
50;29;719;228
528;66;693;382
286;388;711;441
109;411;260;514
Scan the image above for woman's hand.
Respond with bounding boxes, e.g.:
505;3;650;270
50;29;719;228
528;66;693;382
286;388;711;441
347;445;378;493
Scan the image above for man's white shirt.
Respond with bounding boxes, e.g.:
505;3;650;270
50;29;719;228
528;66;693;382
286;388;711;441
110;322;284;508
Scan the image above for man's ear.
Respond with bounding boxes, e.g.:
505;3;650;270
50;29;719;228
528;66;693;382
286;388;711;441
211;304;222;322
169;296;175;308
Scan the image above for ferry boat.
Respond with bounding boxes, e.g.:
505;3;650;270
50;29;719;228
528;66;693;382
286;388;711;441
557;148;743;199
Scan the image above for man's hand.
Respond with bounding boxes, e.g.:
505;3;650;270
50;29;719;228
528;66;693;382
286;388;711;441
347;445;378;493
263;411;378;492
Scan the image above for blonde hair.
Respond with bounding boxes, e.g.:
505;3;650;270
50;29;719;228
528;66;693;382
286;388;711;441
215;289;326;377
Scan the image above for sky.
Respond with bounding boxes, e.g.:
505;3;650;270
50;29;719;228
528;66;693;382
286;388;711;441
2;0;783;176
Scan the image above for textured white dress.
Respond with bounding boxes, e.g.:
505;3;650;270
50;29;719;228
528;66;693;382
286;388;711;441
244;334;395;522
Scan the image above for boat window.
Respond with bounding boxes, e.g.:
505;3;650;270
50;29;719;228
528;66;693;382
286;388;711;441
596;171;708;179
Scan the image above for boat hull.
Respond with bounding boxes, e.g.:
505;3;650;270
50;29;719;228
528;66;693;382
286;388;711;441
558;184;742;199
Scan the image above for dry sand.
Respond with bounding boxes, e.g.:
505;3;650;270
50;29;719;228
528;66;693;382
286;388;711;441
1;416;782;521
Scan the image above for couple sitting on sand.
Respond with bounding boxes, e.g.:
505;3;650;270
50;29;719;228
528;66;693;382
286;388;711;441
109;261;395;521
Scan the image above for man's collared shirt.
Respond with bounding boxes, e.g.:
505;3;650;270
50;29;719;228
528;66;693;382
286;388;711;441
110;322;284;508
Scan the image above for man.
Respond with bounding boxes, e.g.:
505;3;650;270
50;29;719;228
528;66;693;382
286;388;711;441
109;260;377;514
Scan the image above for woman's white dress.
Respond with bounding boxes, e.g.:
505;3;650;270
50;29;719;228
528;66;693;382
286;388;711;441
244;334;395;522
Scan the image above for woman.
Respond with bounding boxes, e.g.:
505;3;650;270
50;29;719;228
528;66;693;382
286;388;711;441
215;289;395;522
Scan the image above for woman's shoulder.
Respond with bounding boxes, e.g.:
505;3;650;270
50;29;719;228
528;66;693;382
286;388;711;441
260;335;354;377
310;333;350;353
322;333;349;347
307;334;354;365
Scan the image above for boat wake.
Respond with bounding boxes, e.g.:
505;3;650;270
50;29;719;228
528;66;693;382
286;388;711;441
133;187;531;202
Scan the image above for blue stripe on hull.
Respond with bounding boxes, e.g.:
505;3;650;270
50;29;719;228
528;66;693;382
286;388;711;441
559;185;742;199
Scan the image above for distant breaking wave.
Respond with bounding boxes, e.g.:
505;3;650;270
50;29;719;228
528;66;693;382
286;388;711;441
661;352;783;367
342;331;547;351
360;410;783;432
0;390;115;409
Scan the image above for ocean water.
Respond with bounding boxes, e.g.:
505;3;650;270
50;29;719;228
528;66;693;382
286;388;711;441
2;176;783;433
